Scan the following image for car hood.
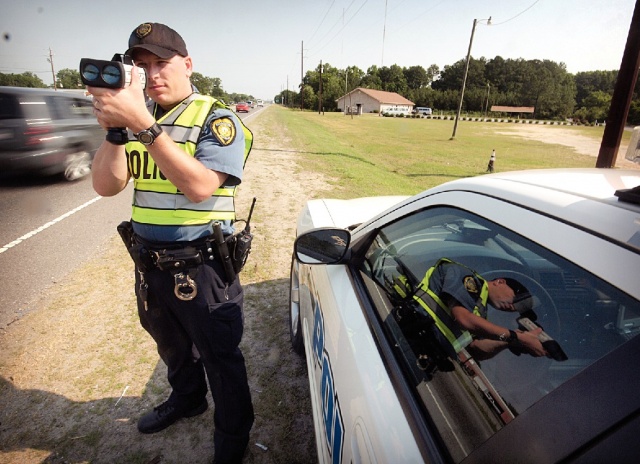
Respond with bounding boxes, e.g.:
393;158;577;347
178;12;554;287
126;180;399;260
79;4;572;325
296;196;408;234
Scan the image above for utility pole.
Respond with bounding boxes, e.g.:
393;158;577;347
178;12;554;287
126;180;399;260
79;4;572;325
318;61;323;114
451;17;491;139
48;47;57;90
596;0;640;168
301;41;304;111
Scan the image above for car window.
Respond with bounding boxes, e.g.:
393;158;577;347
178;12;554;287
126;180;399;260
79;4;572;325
358;206;640;462
1;94;51;121
0;94;21;120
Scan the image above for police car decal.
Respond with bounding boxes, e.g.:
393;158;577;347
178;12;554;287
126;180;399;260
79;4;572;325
312;302;345;464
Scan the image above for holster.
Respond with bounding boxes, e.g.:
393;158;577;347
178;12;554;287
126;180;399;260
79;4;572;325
117;221;155;273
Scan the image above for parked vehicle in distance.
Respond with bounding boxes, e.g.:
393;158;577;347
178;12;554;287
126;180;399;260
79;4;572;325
382;106;411;116
290;168;640;463
0;86;104;181
414;106;433;115
235;102;250;113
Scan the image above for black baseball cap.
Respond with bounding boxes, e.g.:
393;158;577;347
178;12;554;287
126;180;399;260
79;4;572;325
125;23;188;59
504;278;536;312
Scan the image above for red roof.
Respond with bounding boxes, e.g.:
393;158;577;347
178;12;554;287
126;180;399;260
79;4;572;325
346;88;414;105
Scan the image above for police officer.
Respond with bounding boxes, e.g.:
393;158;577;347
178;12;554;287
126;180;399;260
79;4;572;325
88;23;253;464
412;258;547;360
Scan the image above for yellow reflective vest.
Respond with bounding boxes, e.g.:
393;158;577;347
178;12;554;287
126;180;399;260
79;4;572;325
125;93;252;225
413;258;490;354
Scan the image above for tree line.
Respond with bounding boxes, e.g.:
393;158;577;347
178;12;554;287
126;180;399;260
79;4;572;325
0;69;255;107
3;55;639;124
278;56;640;125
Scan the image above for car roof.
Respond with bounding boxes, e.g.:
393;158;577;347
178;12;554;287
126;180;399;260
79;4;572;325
405;168;640;251
0;86;92;99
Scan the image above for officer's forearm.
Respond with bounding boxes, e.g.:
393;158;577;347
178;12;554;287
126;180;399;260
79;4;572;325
145;134;228;203
452;305;507;339
91;141;130;196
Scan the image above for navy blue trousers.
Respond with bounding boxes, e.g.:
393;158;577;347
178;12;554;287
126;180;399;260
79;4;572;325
135;257;254;463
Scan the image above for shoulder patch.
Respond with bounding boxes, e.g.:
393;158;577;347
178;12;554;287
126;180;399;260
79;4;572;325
463;275;479;294
210;117;236;146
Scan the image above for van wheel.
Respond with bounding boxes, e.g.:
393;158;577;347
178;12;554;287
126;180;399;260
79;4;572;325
63;149;92;181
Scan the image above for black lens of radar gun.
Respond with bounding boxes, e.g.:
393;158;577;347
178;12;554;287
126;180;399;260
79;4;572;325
102;65;122;86
81;63;100;82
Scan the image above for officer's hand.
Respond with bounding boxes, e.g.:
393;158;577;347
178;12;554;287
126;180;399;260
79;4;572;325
517;328;548;357
87;67;150;131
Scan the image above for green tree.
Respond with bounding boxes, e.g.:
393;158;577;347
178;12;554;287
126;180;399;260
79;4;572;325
378;64;408;94
361;65;382;89
432;57;486;93
0;71;46;88
403;65;429;90
574;70;617;107
301;84;316;110
344;65;364;94
56;68;82;89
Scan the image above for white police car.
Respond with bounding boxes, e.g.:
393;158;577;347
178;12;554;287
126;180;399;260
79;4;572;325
289;168;640;463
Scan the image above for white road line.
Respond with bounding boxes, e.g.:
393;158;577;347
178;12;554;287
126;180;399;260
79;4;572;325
0;196;103;254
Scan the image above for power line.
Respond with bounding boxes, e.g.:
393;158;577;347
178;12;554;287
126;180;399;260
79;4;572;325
490;0;541;26
306;0;369;58
307;0;337;44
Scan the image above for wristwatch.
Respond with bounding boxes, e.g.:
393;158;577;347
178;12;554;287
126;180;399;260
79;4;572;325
135;122;163;146
498;330;518;343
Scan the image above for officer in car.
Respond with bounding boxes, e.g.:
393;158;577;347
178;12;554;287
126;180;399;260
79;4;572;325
396;258;547;362
87;22;253;464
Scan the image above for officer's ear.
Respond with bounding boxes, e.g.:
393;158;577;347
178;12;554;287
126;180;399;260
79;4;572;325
183;55;193;78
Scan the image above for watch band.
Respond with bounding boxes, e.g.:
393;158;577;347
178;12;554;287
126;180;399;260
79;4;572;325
498;329;518;343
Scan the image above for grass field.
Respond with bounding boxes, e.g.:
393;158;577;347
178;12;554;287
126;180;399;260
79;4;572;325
267;106;624;199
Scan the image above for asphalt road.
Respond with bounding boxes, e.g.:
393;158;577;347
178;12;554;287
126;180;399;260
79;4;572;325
0;106;265;330
0;174;132;329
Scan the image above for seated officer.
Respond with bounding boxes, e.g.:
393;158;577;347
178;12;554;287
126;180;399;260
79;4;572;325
402;258;547;361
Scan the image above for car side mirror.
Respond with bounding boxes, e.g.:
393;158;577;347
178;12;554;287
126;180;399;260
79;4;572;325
294;228;350;264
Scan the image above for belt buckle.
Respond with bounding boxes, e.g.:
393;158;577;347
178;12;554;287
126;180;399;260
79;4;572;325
174;272;197;301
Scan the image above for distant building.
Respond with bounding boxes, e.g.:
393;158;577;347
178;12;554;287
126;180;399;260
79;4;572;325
337;88;414;115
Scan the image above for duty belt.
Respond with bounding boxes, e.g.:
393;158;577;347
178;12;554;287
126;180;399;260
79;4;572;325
136;237;216;301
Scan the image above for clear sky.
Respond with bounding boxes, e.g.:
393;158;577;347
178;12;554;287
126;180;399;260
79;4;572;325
0;0;636;100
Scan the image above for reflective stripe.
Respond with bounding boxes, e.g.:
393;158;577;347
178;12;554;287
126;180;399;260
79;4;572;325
413;258;489;353
165;125;201;145
414;287;473;353
125;93;252;225
131;206;235;225
134;190;235;212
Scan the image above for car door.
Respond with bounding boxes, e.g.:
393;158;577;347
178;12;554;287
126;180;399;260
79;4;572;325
300;261;424;464
351;192;640;462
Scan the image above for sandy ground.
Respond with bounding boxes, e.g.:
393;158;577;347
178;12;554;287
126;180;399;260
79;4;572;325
0;112;637;464
495;124;639;169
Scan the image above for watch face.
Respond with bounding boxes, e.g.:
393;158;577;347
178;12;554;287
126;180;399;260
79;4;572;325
138;131;154;145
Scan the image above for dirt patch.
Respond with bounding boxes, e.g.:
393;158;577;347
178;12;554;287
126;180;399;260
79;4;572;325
495;124;639;169
0;107;331;464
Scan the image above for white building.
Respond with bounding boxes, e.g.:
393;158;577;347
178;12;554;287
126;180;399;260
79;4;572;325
337;88;415;115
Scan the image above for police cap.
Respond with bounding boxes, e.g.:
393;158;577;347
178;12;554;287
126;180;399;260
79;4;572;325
126;23;188;59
